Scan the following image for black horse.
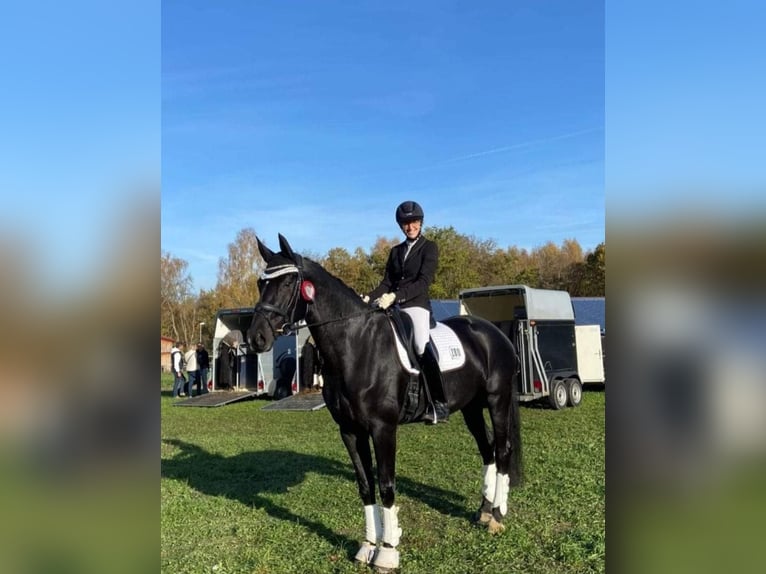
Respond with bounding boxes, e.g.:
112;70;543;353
247;235;522;572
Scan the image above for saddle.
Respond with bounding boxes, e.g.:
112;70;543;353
388;308;447;424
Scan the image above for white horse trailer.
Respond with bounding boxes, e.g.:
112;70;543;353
459;285;605;409
211;307;310;397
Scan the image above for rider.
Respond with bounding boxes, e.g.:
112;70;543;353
368;200;449;423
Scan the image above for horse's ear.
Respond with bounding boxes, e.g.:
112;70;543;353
278;234;296;261
257;237;275;263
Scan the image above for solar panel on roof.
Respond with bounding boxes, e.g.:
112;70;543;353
571;298;605;332
430;300;459;321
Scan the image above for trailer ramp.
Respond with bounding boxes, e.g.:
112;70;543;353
261;391;326;412
173;390;257;408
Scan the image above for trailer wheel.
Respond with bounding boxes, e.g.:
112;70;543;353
549;379;568;410
566;378;583;407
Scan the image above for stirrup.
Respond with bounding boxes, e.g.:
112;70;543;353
423;401;449;424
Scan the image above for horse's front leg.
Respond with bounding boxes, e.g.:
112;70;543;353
371;423;401;572
339;427;380;565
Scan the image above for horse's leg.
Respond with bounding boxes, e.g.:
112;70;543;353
462;400;497;525
339;428;380;564
486;388;515;534
370;424;401;572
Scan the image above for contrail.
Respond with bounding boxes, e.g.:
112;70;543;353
352;126;603;181
442;126;603;164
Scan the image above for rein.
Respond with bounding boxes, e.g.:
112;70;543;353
254;262;381;336
281;308;379;335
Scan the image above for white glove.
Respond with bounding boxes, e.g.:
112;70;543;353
361;294;370;303
374;292;396;309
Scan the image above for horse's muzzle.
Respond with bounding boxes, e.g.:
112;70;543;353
247;313;275;352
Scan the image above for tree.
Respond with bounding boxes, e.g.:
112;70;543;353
215;228;265;309
481;246;526;287
160;225;604;345
368;236;399;279
195;288;225;349
428;226;484;298
161;251;195;341
523;239;586;291
321;246;378;294
577;242;605;296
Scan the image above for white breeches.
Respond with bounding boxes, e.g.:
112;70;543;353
402;306;430;355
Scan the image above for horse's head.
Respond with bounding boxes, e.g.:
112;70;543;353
247;234;312;352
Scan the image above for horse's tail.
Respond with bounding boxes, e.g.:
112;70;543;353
507;355;524;487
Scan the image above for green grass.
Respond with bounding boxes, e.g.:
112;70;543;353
161;374;604;573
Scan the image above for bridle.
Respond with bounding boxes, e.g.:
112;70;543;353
253;262;308;337
253;258;380;337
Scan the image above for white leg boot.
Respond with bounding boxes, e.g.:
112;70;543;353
354;540;378;564
354;504;381;564
372;505;401;570
489;472;510;534
483;462;498;501
476;462;497;524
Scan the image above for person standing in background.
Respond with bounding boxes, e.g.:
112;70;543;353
196;342;210;395
171;341;187;398
184;344;199;397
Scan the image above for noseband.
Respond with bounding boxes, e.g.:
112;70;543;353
253;263;308;337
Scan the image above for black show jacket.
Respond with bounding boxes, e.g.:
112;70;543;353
369;236;438;311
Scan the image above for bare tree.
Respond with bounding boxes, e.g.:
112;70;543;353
161;251;195;341
215;228;265;309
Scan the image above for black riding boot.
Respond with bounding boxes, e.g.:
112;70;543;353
419;345;449;424
423;399;450;424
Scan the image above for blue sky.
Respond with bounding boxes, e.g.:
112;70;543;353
2;2;762;297
1;1;159;292
162;1;605;291
607;1;765;213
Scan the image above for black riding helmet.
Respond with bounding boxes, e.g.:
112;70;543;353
395;200;424;225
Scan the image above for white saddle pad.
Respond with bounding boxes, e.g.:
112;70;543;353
391;320;466;374
430;322;466;371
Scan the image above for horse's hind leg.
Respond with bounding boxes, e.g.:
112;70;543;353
339;428;380;564
462;401;496;525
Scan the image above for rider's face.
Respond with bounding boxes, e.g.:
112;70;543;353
400;219;421;239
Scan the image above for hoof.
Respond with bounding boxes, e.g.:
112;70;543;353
372;545;399;572
487;516;506;534
354;541;377;564
473;497;493;525
475;511;493;525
